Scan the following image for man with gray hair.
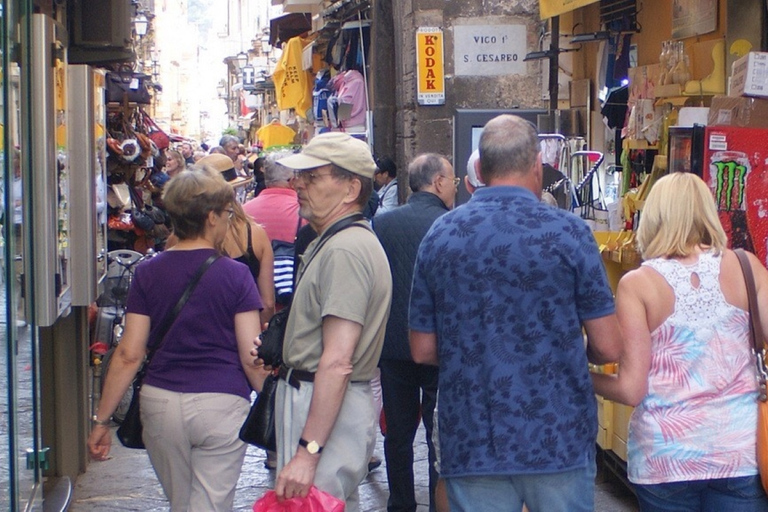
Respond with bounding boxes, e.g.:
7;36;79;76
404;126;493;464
409;115;621;512
373;153;457;512
258;132;392;511
243;150;304;307
219;134;240;163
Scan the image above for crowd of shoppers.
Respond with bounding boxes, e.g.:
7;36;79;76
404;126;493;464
89;116;768;512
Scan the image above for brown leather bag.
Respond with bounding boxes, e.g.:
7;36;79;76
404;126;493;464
735;248;768;493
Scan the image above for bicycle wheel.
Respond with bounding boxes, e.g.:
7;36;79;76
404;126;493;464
100;347;134;425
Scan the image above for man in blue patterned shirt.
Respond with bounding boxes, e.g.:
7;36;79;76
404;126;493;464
409;114;621;512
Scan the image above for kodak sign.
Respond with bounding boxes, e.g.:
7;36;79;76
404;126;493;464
416;27;445;106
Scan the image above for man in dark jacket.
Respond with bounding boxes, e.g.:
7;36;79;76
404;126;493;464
373;153;457;512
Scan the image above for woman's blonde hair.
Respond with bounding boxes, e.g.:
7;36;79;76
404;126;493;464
636;172;727;259
166;150;185;169
193;162;252;256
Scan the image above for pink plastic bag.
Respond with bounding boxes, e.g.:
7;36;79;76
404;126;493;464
253;486;345;512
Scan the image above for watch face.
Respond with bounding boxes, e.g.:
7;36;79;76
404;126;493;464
307;440;320;454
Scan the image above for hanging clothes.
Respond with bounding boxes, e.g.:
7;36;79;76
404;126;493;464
257;120;297;149
272;36;314;118
336;69;367;128
313;70;332;128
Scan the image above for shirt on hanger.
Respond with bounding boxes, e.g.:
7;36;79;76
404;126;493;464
257;122;297;150
273;36;314;118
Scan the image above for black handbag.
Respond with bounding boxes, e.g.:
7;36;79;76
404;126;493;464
116;253;220;449
131;208;156;232
239;373;278;450
106;72;152;105
257;306;289;368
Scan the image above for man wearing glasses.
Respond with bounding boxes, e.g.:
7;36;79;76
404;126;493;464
267;132;392;512
373;153;457;512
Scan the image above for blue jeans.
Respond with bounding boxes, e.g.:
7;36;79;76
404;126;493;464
445;460;596;512
634;475;768;512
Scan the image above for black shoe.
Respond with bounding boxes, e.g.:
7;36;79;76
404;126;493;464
367;456;382;472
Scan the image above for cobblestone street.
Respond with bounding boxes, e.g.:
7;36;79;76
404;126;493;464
69;423;639;511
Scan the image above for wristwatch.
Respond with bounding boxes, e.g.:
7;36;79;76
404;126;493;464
92;415;111;426
299;437;323;454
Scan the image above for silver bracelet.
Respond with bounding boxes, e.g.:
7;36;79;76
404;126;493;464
92;415;111;426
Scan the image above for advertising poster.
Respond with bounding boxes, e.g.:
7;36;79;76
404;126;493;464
416;27;445;106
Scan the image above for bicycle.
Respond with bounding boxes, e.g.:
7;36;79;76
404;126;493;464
90;249;155;424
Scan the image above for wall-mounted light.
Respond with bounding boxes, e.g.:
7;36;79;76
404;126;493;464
523;48;578;61
570;31;611;44
134;14;149;37
236;51;249;69
260;34;272;56
523;50;554;61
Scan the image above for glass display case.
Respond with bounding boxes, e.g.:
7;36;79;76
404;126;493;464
667;125;705;176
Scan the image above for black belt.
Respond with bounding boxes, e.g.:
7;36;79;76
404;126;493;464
278;365;315;390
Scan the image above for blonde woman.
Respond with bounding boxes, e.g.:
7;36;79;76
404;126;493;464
197;154;276;325
592;172;768;511
165;150;186;178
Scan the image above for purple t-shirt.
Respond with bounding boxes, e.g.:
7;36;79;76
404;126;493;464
126;248;262;399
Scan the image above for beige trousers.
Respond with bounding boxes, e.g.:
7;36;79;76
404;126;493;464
276;378;376;512
140;384;250;512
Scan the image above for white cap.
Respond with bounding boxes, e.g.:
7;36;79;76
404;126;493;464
466;149;484;188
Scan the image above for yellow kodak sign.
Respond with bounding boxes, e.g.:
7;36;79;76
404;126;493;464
416;28;445;106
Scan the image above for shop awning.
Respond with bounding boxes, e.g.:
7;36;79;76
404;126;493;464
269;13;312;47
539;0;599;19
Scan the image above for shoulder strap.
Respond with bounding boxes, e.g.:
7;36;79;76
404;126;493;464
735;248;768;402
146;253;220;365
245;222;256;260
735;249;765;354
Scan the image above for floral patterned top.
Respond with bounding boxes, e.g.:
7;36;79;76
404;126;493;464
628;250;759;484
409;186;615;477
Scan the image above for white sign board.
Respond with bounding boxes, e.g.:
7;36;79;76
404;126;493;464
454;24;527;76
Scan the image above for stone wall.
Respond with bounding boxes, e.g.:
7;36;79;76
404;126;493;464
372;0;545;200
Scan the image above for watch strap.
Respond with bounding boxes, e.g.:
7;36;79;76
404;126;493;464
298;437;323;454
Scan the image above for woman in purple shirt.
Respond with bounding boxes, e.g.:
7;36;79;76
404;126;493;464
88;169;264;511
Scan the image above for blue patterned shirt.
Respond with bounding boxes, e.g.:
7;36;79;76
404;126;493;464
409;186;615;477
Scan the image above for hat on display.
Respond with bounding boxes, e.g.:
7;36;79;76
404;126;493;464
197;153;251;187
120;139;141;162
466;149;485;188
278;132;377;179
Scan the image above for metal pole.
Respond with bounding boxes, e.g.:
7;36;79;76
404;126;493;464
357;11;373;150
548;15;560;113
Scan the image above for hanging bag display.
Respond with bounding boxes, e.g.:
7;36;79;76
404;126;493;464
106;71;152;105
142;111;171;151
734;248;768;493
117;254;220;449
